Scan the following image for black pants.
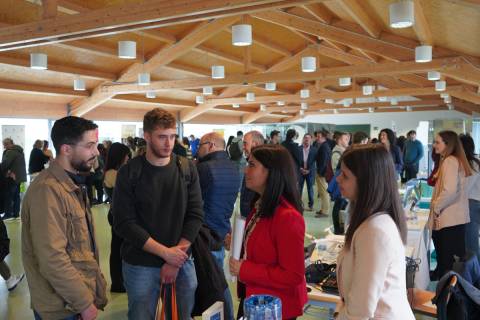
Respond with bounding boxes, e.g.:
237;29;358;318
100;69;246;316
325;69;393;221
110;227;124;291
332;198;347;235
2;179;20;218
93;179;104;203
432;224;466;278
404;163;419;182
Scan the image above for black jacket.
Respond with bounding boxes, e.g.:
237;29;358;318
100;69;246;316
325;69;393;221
315;142;332;177
191;225;227;316
281;139;302;168
29;148;49;174
0;219;9;261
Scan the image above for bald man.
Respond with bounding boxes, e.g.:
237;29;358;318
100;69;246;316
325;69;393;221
196;132;240;320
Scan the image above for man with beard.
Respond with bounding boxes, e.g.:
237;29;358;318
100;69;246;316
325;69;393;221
21;116;107;320
113;108;203;320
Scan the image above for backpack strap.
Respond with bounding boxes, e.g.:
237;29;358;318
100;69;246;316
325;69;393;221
175;154;192;187
128;157;145;197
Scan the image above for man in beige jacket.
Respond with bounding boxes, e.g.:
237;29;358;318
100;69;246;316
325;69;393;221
21;116;107;320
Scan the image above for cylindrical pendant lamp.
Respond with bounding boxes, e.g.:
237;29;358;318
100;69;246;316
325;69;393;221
301;56;316;72
428;71;441;81
73;79;86;91
118;41;136;59
211;65;225;79
415;45;432;63
30;53;48;70
435;80;446;91
265;82;276;91
232;24;252;46
389;1;414;29
339;77;351;87
203;86;213;95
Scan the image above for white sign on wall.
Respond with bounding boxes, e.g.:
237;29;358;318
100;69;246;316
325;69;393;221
2;125;25;148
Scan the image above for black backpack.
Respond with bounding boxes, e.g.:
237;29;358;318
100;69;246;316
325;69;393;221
228;140;243;161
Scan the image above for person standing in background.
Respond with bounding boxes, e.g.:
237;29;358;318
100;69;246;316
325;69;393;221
331;132;350;234
403;130;424;182
269;130;281;145
379;129;403;177
430;131;471;279
459;134;480;264
240;131;264;218
29;140;49;177
42;140;54;161
314;130;331;217
298;133;317;211
1;138;27;220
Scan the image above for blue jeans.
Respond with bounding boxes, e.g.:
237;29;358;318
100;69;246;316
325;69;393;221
299;173;315;208
211;247;234;320
123;259;197;320
466;199;480;263
34;311;78;320
3;179;20;218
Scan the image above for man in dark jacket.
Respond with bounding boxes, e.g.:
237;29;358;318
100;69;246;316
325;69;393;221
113;108;203;320
196;132;240;320
314;131;331;217
281;129;302;171
1;138;27;220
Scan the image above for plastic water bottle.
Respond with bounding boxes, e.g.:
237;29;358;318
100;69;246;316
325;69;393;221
244;295;282;320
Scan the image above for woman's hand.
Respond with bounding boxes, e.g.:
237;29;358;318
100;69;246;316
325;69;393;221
229;257;243;276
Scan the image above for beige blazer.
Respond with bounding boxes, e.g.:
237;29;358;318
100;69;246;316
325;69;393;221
336;214;415;320
429;156;470;230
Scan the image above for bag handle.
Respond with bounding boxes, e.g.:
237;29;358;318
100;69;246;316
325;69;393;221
155;283;178;320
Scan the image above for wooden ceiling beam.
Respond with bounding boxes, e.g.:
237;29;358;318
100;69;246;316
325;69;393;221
70;17;240;117
253;10;412;61
105;57;463;94
449;87;480;105
412;0;433;45
338;0;382;38
0;0;323;51
112;95;196;108
41;0;58;19
0;55;116;81
223;28;291;57
192;46;266;72
0;80;88;97
301;3;333;24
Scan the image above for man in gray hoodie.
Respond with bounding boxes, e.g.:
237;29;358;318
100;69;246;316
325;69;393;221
2;138;27;220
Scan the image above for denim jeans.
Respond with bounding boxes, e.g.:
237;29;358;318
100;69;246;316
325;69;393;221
3;179;20;218
123;259;197;320
34;310;78;320
299;172;315;208
211;247;234;320
466;199;480;263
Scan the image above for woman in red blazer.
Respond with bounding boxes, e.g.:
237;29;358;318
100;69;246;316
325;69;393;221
229;144;307;320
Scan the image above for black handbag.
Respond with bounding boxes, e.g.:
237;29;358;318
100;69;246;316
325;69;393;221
306;260;336;284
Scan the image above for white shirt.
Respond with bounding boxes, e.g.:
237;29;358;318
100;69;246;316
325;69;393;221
303;145;310;169
337;214;415;320
467;160;480;201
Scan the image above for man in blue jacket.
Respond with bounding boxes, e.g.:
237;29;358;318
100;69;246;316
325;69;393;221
196;132;240;320
403;130;424;181
298;133;317;211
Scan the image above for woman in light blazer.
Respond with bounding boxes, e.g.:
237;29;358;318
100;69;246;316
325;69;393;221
430;131;472;278
335;144;414;320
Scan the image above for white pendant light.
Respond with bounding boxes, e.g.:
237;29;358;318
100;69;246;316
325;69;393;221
440;93;449;98
277;101;285;106
203;86;213;95
265;82;276;91
389;1;414;29
415;45;432;63
301;102;308;110
368;107;374;113
444;96;452;103
301;56;316;72
260;104;267;112
333;109;339;114
246;92;255;102
362;85;374;95
406;106;413;112
118;41;136;59
299;110;305;116
138;73;150;86
428;71;441;81
232;24;252;46
73;79;86;91
195;95;205;104
391;97;398;105
343;99;351;107
146;91;156;99
325;98;335;104
447;104;454;110
30;53;47;70
300;89;310;99
232;103;240;108
339;77;351;87
378;96;388;102
435;80;446;91
211;65;225;79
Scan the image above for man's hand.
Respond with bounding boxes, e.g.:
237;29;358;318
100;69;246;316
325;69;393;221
160;264;179;284
80;304;98;320
224;233;232;251
229;257;243;277
160;245;188;268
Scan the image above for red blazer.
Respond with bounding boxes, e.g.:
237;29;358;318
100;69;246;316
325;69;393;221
239;197;307;319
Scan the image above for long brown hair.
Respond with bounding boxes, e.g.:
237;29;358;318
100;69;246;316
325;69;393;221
437;131;472;177
342;144;407;249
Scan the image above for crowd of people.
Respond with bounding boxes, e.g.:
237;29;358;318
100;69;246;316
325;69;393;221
0;108;478;320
